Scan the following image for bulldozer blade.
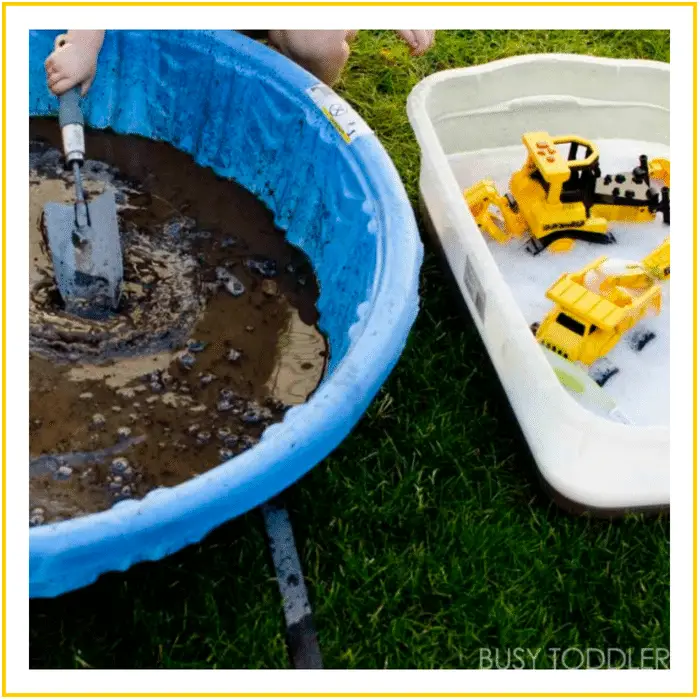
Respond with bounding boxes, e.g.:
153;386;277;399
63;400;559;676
43;190;123;316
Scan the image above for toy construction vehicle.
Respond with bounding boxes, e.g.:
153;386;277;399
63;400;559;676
465;132;670;254
532;238;669;385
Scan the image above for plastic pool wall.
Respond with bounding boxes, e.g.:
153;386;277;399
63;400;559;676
29;30;423;598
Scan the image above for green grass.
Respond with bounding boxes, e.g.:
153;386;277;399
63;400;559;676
29;30;670;670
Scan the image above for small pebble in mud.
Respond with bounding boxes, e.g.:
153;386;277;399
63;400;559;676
216;268;246;298
29;508;45;527
55;464;73;480
91;413;106;429
220;237;238;248
245;325;255;333
239;435;259;449
200;373;215;385
246;257;278;277
226;349;242;363
216;399;233;412
241;403;272;424
116;426;132;440
187;424;201;435
196;431;211;445
219;448;235;461
150;381;163;393
110;457;130;475
178;352;196;370
224;279;245;298
216;427;231;440
112;405;122;413
187;339;207;353
223;435;239;448
79;392;94;400
261;279;278;297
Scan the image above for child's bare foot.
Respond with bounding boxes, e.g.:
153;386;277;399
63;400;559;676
395;30;436;56
267;30;434;85
268;30;355;86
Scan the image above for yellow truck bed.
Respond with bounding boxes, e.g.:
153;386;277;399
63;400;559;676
545;276;627;330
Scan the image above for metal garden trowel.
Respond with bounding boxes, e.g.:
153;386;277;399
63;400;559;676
43;34;123;316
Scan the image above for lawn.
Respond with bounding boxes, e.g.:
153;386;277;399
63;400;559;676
29;30;671;670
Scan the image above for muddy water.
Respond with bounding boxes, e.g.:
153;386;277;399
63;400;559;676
29;119;327;526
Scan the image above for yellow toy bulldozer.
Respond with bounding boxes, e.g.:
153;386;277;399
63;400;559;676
532;239;669;380
465;132;670;254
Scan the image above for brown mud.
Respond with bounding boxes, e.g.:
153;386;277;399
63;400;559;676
29;119;327;526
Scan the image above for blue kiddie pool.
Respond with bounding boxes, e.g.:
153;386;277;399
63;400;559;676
29;30;423;598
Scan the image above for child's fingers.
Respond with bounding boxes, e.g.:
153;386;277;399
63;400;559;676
45;54;62;75
49;76;76;96
46;54;70;78
47;70;64;88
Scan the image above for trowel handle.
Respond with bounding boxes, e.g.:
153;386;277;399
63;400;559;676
58;87;83;130
54;34;85;166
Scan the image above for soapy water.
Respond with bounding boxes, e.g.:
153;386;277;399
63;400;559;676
29;119;328;525
449;139;670;427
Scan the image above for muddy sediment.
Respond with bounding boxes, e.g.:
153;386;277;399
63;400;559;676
29;119;327;526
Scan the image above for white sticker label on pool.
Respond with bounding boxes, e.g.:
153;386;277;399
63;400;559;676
463;254;486;321
306;83;372;144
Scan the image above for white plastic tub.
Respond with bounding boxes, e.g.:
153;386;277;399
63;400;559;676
407;54;669;513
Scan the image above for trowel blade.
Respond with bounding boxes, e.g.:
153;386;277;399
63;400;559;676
43;190;123;314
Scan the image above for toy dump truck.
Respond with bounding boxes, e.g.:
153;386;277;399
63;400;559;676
465;132;670;254
532;239;669;383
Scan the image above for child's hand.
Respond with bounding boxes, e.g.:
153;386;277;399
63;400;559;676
45;31;104;96
395;30;436;56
